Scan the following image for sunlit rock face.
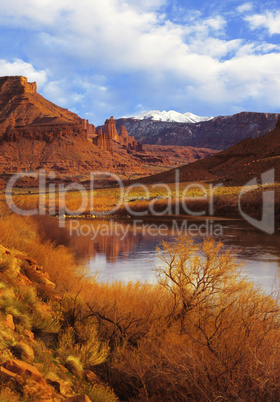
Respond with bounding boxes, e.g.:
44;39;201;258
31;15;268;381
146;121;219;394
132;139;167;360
104;116;119;141
0;77;150;176
0;75;96;142
0;76;223;178
93;117;143;153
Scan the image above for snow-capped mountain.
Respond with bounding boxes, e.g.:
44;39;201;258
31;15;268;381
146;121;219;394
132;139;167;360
132;110;213;124
115;112;279;150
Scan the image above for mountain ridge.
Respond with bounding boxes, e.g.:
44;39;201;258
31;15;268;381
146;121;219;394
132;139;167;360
131;110;213;123
130;116;280;186
115;111;280;150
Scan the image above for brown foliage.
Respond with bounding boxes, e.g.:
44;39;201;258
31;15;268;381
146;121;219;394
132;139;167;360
1;209;280;400
0;212;84;293
106;237;280;401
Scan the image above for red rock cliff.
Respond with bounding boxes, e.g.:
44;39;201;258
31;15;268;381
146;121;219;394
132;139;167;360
103;116;119;141
0;76;92;142
92;126;113;153
94;117;143;153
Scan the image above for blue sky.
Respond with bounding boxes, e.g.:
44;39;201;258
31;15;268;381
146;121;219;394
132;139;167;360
0;0;279;125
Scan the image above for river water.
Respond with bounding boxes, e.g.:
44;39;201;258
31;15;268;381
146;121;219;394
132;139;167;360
66;217;280;294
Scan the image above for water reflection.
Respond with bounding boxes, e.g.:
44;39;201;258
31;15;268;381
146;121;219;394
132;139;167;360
66;218;280;293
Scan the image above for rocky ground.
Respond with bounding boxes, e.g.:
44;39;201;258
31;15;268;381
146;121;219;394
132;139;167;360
0;244;117;401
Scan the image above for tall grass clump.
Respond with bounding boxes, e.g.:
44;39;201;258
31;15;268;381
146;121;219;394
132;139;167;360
0;212;85;293
57;327;109;372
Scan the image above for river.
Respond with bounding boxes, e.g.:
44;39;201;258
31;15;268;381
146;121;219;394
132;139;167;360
66;217;280;294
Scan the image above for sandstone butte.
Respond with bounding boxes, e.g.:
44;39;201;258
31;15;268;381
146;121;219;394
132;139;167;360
0;76;151;177
0;76;142;151
92;116;143;153
0;76;215;180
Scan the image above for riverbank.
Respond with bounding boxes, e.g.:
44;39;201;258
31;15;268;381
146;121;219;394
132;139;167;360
3;182;280;224
1;210;280;400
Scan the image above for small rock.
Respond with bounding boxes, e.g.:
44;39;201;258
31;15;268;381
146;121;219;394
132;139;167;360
59;364;68;374
10;342;35;362
0;366;18;381
15;254;37;265
0;360;53;401
24;329;35;341
17;273;33;286
0;245;11;255
84;369;100;384
23;378;53;401
42;277;56;290
2;314;15;331
46;378;72;396
1;359;47;386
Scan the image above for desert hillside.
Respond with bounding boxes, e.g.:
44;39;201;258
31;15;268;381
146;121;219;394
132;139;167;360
132;117;280;186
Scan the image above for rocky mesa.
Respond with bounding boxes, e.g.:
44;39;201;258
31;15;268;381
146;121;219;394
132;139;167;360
0;76;215;181
0;76;278;182
0;76;91;142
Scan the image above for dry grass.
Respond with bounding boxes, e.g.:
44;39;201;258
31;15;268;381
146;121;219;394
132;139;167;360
2;181;280;221
0;212;85;293
107;237;280;401
1;204;280;400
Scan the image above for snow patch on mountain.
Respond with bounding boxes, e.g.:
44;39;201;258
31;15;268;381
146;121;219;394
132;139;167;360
132;110;213;124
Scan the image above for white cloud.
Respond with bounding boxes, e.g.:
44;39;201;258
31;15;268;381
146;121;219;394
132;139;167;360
182;15;226;37
0;0;280;121
198;52;280;108
188;38;241;58
246;11;280;35
0;1;225;71
237;3;253;13
0;59;47;87
235;42;280;57
41;74;119;123
43;80;69;107
0;0;68;26
121;0;166;12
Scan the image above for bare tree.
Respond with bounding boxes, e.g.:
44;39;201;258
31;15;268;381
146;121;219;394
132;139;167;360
155;235;244;332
